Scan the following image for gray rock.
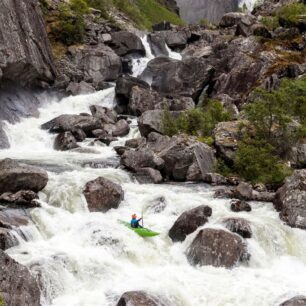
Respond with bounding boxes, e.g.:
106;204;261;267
279;296;306;306
0;159;48;194
54;132;79;151
135;168;163;184
290;142;306;168
66;81;96;96
83;177;124;212
220;12;257;28
203;173;228;185
142;57;214;100
0;190;38;207
148;33;169;57
108;31;145;56
0;0;55;86
138;110;164;137
274;170;306;230
0;250;41;306
41;114;102;136
90;105;117;124
112;119;130;137
116;291;163;306
187;228;249;268
230;199;252;212
125;137;146;149
223;217;252;238
169;205;212;242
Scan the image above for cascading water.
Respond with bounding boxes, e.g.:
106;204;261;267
3;36;306;306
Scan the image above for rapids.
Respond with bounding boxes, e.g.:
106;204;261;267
2;36;306;306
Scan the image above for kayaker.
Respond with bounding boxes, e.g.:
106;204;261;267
131;214;143;228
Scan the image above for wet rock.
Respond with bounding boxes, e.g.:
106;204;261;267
152;21;172;32
274;170;306;230
0;0;55;86
114;146;130;156
41;114;101;136
223;217;252;238
279;296;306;306
69;147;100;154
83;177;124;212
0;191;38;207
0;228;14;251
90;105;117;124
66;81;95;96
203;173;228;185
0;209;30;228
0;159;48;194
0;250;41;306
148;33;169;57
187;228;249;268
115;75;150;105
169;205;212;242
230;199;252;212
121;149;164;172
135;168;163;184
107;31;145;56
125;137;146;149
142;57;214;100
220;12;256;28
116;291;162;306
71;128;87;142
148;197;167;213
112;119;130;137
234;182;253;200
213;121;243;163
0;122;9;149
54;132;79;151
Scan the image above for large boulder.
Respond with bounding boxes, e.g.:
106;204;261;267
274;170;306;229
112;120;130;137
187;228;249;268
230;199;252;212
83;177;124;212
220;12;257;28
53;132;79;151
90;106;117;124
0;250;41;306
0;190;38;207
279;296;306;306
138;110;164;137
0;159;48;194
116;291;163;306
41;114;101;136
107;31;145;57
142;57;214;100
0;0;55;86
169;205;212;242
135;168;163;184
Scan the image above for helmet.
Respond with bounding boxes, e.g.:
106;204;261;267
132;214;137;219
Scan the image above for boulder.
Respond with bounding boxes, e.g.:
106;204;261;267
107;31;145;56
274;170;306;229
213;121;243;163
290;141;306;168
186;228;249;268
135;168;163;184
83;177;124;212
148;33;169;57
138;110;164;137
0;190;38;207
223;217;252;238
142;57;214;100
114;146;130;156
0;159;48;194
0;228;14;251
220;12;257;28
0;250;41;306
71;128;87;142
112;119;130;137
121;149;164;172
116;291;162;306
53;132;79;151
230;199;252;212
90;105;117;124
152;21;172;31
125;137;146;149
0;0;55;86
66;81;95;96
169;205;212;242
279;296;306;306
234;182;253;200
203;173;228;185
41;114;101;136
115;75;150;105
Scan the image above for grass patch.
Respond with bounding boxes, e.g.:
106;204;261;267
277;2;306;27
260;16;280;30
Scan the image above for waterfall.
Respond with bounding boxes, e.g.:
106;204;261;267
2;35;306;306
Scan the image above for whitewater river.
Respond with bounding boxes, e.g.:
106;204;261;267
1;36;306;306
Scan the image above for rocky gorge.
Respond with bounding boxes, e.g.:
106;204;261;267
0;0;306;305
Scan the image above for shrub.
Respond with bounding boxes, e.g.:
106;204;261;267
161;100;232;137
86;0;110;19
234;139;292;187
277;3;306;27
0;294;4;306
260;16;280;30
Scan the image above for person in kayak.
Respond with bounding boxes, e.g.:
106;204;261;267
131;214;143;228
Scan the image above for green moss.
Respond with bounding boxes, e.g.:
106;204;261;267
260;16;280;30
277;3;306;27
0;294;4;306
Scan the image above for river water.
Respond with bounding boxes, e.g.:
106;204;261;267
1;36;306;306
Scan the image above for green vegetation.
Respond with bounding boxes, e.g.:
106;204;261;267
277;2;306;27
0;294;4;306
260;16;280;30
161;100;232;138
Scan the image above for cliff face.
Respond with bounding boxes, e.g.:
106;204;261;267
176;0;239;24
0;0;56;87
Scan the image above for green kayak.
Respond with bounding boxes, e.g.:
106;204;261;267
119;220;160;237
